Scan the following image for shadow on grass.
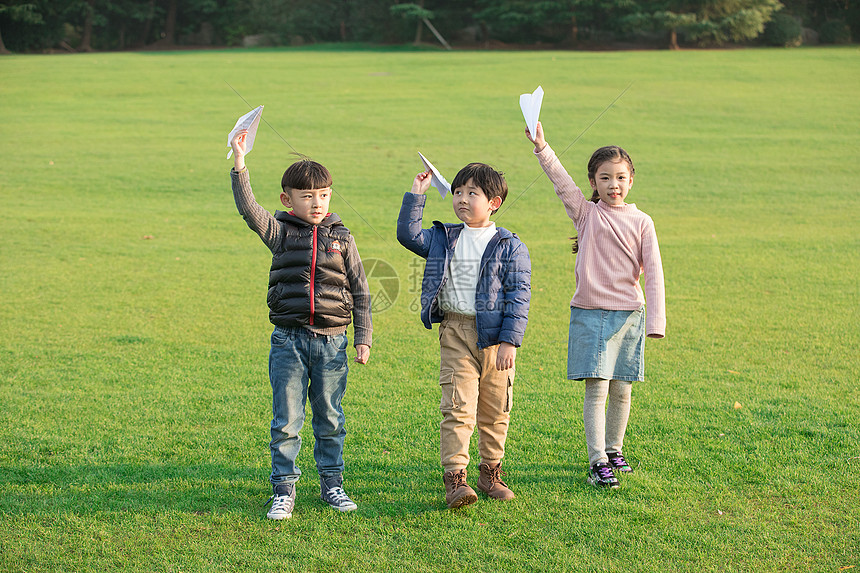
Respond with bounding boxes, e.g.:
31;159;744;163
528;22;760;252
0;456;608;519
0;463;266;516
0;460;452;518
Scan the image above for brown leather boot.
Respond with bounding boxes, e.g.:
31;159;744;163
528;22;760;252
477;462;515;501
442;469;478;509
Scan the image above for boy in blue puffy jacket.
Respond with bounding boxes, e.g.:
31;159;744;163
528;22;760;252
397;163;530;509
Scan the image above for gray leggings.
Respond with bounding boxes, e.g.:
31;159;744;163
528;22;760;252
583;378;633;466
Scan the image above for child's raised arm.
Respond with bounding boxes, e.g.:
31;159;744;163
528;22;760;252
527;120;590;226
524;120;547;153
231;130;248;171
397;172;434;259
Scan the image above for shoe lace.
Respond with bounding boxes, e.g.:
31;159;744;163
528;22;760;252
609;452;627;467
325;486;352;504
267;493;293;511
449;470;467;488
595;464;615;480
485;464;508;486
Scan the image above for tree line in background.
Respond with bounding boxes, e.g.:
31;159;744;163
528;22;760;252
1;0;856;54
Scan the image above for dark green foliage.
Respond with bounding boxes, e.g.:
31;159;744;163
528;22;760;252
778;0;858;42
1;0;854;51
761;11;802;46
0;0;61;52
0;0;236;51
474;0;578;43
577;0;642;40
390;3;435;21
818;19;851;44
621;0;783;49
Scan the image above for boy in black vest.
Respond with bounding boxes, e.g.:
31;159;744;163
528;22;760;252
230;130;372;520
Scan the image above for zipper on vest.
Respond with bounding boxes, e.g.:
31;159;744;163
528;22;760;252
309;226;318;325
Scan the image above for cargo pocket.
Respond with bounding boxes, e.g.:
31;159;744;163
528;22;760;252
439;369;457;412
503;373;514;413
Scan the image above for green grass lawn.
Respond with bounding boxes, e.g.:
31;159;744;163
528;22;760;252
1;45;858;572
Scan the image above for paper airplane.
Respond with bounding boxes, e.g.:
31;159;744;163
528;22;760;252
519;86;543;139
418;151;451;197
227;105;264;158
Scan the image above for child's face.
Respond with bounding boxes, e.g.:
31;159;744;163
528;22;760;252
452;178;501;228
589;159;633;206
280;187;332;225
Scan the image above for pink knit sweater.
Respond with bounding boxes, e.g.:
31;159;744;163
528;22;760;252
536;145;666;338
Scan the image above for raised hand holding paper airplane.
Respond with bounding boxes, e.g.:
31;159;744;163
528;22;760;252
418;151;451;197
227;105;264;158
519;86;543;139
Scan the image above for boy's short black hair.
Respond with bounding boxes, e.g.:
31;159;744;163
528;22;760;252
450;163;508;206
281;159;332;192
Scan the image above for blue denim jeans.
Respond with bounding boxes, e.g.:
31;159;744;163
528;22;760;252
268;325;349;486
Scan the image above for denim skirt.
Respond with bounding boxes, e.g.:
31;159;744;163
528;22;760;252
567;305;645;382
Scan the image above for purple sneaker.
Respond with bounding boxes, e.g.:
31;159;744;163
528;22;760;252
607;451;633;474
587;463;620;488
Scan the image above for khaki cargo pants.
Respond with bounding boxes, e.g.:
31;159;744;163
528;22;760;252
438;313;514;472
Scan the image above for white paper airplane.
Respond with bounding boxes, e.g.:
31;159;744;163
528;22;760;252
227;105;264;158
418;151;451;197
519;86;543;139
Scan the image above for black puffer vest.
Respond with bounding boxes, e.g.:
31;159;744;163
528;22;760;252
267;211;354;328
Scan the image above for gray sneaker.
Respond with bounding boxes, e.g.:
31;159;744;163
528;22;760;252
320;475;357;512
266;483;295;520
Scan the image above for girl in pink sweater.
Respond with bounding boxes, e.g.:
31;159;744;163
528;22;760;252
526;121;666;489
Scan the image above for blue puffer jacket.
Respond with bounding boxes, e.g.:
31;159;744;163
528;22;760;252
397;192;530;349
